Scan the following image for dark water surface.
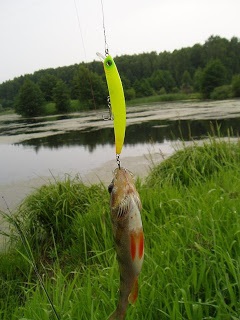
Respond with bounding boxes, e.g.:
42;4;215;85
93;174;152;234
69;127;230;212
1;100;240;185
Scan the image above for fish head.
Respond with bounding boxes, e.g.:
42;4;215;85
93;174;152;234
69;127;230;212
103;55;115;71
108;168;140;216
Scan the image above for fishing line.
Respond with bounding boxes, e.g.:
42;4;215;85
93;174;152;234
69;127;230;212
73;0;97;110
73;0;87;61
100;0;109;56
1;197;61;320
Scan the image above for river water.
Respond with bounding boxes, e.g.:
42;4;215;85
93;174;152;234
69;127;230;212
0;99;240;210
1;99;240;185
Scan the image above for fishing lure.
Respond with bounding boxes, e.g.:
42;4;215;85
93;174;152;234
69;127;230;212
98;53;126;161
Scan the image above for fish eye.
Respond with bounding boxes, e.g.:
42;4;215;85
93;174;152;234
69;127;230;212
108;183;113;193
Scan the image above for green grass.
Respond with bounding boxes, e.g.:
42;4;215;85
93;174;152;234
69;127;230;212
0;108;15;115
1;138;240;319
127;92;202;106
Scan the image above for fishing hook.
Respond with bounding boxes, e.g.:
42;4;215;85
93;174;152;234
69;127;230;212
102;96;113;120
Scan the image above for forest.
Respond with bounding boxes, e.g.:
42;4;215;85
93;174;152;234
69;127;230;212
1;35;240;116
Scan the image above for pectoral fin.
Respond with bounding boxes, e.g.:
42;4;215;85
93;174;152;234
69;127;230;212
117;195;131;219
128;278;138;304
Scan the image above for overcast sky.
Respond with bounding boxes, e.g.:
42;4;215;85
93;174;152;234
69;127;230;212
0;0;239;83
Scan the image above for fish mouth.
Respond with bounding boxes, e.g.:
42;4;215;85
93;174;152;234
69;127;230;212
113;167;134;177
108;168;135;194
108;167;137;211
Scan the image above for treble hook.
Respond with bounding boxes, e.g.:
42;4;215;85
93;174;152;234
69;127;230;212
102;96;113;120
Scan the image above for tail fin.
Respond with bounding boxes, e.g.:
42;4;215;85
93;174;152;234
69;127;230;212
108;309;126;320
128;278;138;304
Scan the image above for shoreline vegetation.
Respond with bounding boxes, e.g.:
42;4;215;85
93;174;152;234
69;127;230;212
1;35;240;117
1;136;240;319
0;92;201;117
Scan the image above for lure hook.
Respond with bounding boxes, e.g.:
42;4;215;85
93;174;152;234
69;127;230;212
102;95;113;121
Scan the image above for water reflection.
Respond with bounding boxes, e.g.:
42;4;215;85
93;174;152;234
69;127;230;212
17;128;114;152
17;117;240;153
1;101;240;185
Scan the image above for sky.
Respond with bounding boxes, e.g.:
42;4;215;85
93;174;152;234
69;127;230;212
0;0;239;83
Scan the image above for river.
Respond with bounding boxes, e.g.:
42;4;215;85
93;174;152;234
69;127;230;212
1;99;240;212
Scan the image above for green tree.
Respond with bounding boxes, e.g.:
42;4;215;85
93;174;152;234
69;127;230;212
2;35;240;106
150;70;175;93
15;79;45;117
73;65;107;109
193;68;204;92
171;48;191;85
181;70;192;93
38;74;58;101
133;79;154;97
124;88;136;100
190;43;204;69
203;36;229;66
201;59;227;98
210;85;232;100
53;80;70;113
232;74;240;97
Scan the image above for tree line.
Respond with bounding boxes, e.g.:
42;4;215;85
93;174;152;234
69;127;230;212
1;35;240;116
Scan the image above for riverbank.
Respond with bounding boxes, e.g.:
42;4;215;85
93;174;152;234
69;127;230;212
0;151;169;212
1;138;239;319
0;150;170;249
1;99;240;241
0;93;200;117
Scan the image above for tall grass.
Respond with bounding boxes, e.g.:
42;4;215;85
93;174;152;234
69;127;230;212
1;138;240;319
146;137;240;187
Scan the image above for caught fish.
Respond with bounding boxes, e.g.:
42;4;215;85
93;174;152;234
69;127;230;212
97;53;126;156
108;167;144;320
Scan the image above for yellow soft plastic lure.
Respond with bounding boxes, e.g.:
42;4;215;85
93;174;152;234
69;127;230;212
100;54;126;156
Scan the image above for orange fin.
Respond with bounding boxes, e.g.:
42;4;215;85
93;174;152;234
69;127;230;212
128;278;138;304
130;230;144;261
